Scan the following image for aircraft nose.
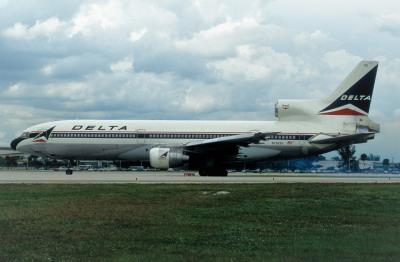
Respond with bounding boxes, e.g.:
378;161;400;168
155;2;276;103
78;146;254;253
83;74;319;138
10;137;25;150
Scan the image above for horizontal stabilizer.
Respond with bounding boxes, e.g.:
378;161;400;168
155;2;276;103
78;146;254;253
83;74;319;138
309;132;375;145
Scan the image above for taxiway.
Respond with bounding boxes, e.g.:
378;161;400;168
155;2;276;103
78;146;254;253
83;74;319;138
0;170;399;184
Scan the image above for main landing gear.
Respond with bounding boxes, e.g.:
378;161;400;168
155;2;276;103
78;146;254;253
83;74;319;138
199;167;228;177
66;160;74;175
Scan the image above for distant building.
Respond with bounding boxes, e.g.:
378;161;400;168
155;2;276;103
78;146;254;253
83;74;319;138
359;160;374;170
312;160;340;171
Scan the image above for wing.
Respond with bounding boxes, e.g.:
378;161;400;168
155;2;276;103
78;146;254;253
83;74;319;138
184;132;276;155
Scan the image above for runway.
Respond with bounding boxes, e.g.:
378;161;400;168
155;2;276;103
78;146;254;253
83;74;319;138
0;170;399;184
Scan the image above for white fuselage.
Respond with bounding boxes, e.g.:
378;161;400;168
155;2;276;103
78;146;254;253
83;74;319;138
15;119;343;163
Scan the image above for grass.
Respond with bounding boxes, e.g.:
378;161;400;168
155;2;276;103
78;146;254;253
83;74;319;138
0;184;400;261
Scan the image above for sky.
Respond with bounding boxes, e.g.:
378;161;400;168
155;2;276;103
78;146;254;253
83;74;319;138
0;0;400;160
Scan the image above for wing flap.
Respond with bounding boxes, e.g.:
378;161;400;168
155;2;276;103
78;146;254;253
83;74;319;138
185;132;276;148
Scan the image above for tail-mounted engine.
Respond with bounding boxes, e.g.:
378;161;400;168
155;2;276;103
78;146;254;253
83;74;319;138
275;99;321;120
149;147;189;169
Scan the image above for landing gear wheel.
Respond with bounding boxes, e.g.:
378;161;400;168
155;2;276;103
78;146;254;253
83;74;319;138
66;160;74;175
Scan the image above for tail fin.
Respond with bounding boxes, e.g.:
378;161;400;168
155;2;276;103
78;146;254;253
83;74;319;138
319;61;378;116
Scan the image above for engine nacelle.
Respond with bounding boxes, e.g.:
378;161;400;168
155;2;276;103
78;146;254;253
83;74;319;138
149;147;189;169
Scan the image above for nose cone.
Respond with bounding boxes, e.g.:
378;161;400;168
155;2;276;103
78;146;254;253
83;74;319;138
10;137;25;150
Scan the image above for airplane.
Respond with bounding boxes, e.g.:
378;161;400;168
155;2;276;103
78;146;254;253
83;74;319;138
11;60;380;176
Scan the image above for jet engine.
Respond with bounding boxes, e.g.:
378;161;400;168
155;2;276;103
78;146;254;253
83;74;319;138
149;147;189;169
274;99;321;120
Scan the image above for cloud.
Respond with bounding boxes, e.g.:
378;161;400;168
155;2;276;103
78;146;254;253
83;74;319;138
129;28;147;43
110;56;134;73
181;92;217;113
41;64;55;76
2;17;65;39
323;49;362;70
180;83;231;113
175;18;288;57
377;13;400;36
208;45;301;82
294;30;339;50
68;0;124;37
4;83;25;96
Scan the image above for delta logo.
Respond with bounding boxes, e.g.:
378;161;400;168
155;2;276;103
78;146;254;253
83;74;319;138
319;92;373;116
33;126;55;143
340;95;371;101
160;151;168;159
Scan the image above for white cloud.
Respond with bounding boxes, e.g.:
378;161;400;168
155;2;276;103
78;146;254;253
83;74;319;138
3;83;26;96
379;57;400;88
0;104;36;122
129;28;147;43
110;56;134;73
377;13;400;36
2;17;65;39
44;82;90;100
2;23;27;39
208;45;300;81
323;49;362;70
180;84;230;113
175;18;287;57
294;30;338;49
192;0;271;25
182;93;216;113
68;0;124;37
41;64;55;76
8;83;22;94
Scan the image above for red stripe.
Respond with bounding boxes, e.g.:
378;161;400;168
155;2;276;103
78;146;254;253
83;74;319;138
33;139;47;143
320;108;365;116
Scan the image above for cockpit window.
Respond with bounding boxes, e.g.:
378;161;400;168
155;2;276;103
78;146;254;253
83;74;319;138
20;132;40;139
29;132;40;138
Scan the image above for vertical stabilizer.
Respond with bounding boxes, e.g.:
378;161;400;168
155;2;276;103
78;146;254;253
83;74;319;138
319;61;378;116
